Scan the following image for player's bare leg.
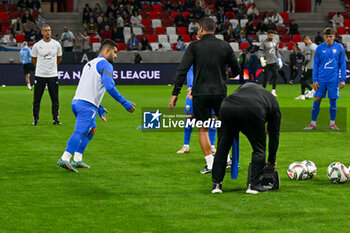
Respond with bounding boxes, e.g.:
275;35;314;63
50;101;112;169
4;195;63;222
25;74;32;90
199;127;213;174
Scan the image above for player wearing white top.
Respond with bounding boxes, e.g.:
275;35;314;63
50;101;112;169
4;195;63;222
57;39;135;172
31;24;63;126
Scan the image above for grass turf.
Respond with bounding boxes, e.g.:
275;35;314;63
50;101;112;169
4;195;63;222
1;84;350;232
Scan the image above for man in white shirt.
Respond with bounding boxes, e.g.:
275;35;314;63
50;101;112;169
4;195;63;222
332;12;344;28
61;26;75;52
31;24;63;126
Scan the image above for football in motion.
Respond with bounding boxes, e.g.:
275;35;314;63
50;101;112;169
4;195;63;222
301;160;317;179
287;162;308;180
327;162;350;184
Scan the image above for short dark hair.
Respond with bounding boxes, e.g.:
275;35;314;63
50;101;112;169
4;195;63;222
267;30;274;34
323;27;335;35
101;39;119;50
302;35;310;40
199;17;215;32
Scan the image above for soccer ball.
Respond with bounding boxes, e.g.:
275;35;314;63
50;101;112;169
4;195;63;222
287;162;308;180
301;160;317;179
327;162;350;184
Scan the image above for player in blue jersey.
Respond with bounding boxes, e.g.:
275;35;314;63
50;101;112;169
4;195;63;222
57;40;135;172
176;66;217;155
304;28;346;130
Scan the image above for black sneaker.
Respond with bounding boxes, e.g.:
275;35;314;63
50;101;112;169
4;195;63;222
211;182;223;194
53;120;62;125
32;120;38;126
200;165;212;174
246;183;268;194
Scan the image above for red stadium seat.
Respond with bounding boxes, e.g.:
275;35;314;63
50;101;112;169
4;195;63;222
141;18;151;27
252;19;261;27
142;4;151;11
171;11;179;20
225;11;235;19
8;4;16;11
0;20;9;27
280;12;289;21
182;34;190;42
90;37;100;43
147;34;157;43
177;27;187;35
155;27;165;35
328;12;336;20
15;34;25;43
28;42;34;46
149;11;159;20
140;11;148;19
159;11;169;19
285;42;295;50
9;11;19;19
32;10;40;20
162;18;173;27
277;26;287;35
117;43;125;50
259;12;265;19
0;4;5;11
0;11;8;21
240;42;250;51
2;26;10;35
144;26;153;34
281;34;290;42
279;42;284;49
152;4;162;12
182;11;190;18
172;43;177;50
344;19;350;28
292;34;302;42
136;35;144;42
337;27;347;35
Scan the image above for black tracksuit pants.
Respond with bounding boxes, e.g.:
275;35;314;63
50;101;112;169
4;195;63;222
300;69;313;95
212;100;267;185
33;76;59;121
263;63;278;89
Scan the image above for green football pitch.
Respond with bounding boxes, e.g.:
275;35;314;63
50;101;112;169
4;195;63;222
1;84;350;232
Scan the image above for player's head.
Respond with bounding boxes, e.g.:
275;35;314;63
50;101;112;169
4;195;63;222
197;17;215;39
100;39;119;63
323;27;335;45
303;35;311;44
41;25;51;40
267;30;274;40
23;41;28;47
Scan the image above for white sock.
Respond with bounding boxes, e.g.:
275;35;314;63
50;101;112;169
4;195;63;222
27;84;31;87
183;144;189;148
61;151;72;161
227;153;231;163
211;145;215;149
272;89;276;92
330;120;335;125
73;152;83;162
205;154;214;170
311;121;316;126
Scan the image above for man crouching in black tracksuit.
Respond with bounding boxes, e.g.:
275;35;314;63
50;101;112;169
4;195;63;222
211;83;281;194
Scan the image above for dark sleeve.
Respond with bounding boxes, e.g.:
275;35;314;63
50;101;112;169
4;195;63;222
267;106;281;164
227;45;241;77
172;43;194;96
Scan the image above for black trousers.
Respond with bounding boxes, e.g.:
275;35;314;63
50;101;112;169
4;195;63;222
212;100;267;185
192;95;226;121
263;63;278;89
300;69;313;95
33;76;59;121
278;69;288;84
289;67;298;81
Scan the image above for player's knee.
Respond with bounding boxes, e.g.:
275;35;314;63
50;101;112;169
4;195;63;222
314;97;322;102
90;128;97;135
